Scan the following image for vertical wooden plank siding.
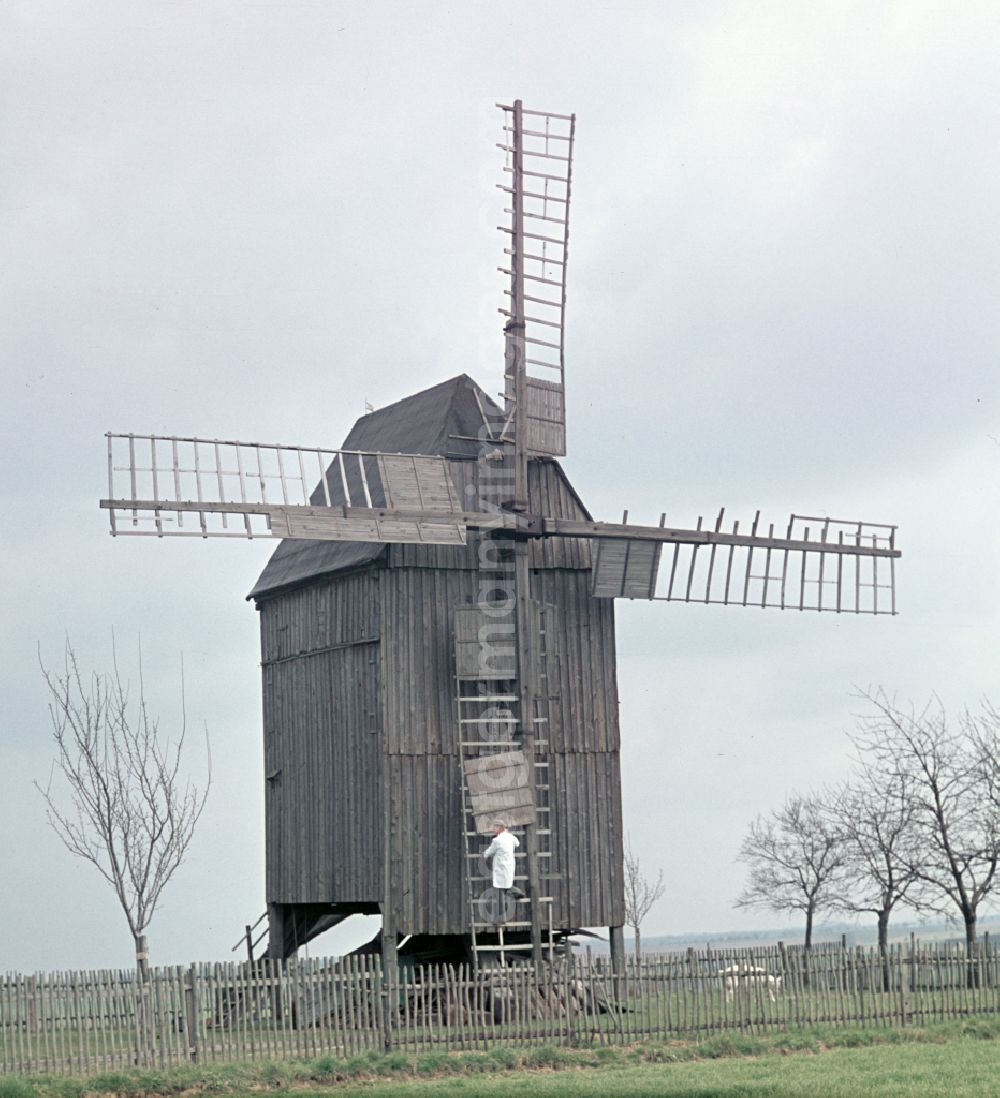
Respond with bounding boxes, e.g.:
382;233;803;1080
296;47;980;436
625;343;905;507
260;571;382;906
254;455;623;939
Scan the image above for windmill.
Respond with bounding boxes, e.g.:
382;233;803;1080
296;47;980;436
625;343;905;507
101;101;900;974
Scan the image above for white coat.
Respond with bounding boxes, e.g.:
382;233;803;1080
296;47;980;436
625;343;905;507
483;830;519;889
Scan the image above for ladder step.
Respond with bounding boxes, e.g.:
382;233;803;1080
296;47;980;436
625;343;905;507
464;829;551;838
457;695;519;703
465;830;551;839
463;742;555;751
459;748;549;754
458;652;556;956
467;878;531;887
465;887;554;897
464;804;550;813
466;850;551;858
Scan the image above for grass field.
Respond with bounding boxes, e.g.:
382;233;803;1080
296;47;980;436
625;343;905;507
4;1015;1000;1097
292;1039;999;1096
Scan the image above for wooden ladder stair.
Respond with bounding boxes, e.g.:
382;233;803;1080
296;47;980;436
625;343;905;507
454;605;556;966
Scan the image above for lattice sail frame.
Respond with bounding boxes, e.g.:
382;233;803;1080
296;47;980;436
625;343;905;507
588;510;898;615
99;101;902;615
497;101;575;457
101;433;470;544
101;432;900;614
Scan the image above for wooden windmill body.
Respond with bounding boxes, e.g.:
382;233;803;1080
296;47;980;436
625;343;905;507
101;102;900;971
251;375;624;961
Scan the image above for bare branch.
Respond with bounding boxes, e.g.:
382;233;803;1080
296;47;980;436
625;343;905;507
824;777;922;952
35;638;212;962
735;792;845;948
850;688;1000;952
623;833;665;961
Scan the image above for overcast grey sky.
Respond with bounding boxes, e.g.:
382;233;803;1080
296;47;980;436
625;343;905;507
2;1;999;971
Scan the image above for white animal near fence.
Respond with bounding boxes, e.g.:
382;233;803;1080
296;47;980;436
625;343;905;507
718;964;782;1003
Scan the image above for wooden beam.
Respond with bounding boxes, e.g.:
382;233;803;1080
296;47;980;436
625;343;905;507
545;518;901;559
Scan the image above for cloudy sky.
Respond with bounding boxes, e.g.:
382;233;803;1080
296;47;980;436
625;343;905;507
3;1;999;971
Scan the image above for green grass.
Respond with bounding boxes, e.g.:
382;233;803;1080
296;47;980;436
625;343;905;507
281;1041;1000;1095
5;1015;1000;1096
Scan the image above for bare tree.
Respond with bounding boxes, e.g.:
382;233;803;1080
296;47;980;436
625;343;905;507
736;793;844;948
826;778;921;989
623;833;665;963
37;640;211;974
852;690;1000;963
827;778;921;956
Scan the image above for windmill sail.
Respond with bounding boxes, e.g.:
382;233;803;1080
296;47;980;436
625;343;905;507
101;437;900;612
100;432;477;544
498;101;575;457
559;511;899;615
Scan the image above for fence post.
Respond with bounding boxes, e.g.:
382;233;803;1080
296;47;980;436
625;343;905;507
184;964;199;1063
565;953;576;1047
900;941;911;1026
686;947;699;1032
25;979;36;1071
609;926;625;1003
776;941;788;1025
380;955;395;1054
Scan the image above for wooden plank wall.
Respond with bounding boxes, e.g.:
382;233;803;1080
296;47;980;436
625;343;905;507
255;456;623;936
384;755;465;935
380;568;479;755
530;570;624;929
547;753;625;928
526;459;593;571
380;553;623;935
259;572;382;906
380;567;473;935
387;458;592;572
258;569;380;661
531;570;620;753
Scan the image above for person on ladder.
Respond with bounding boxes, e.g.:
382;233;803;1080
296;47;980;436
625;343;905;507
483;820;521;923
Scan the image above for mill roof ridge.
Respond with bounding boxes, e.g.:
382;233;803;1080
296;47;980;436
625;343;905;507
249;374;590;602
340;373;502;459
249;374;501;601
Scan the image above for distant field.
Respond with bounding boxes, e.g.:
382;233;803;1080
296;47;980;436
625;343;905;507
605;916;1000;955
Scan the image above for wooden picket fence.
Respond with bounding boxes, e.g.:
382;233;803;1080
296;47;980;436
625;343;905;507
4;940;1000;1076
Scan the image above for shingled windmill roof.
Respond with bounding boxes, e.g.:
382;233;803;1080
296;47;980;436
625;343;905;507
249;375;503;600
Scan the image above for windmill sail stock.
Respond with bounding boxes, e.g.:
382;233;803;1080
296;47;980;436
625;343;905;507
581;511;898;615
497;100;574;459
101;98;899;619
101;432;899;614
100;432;477;545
